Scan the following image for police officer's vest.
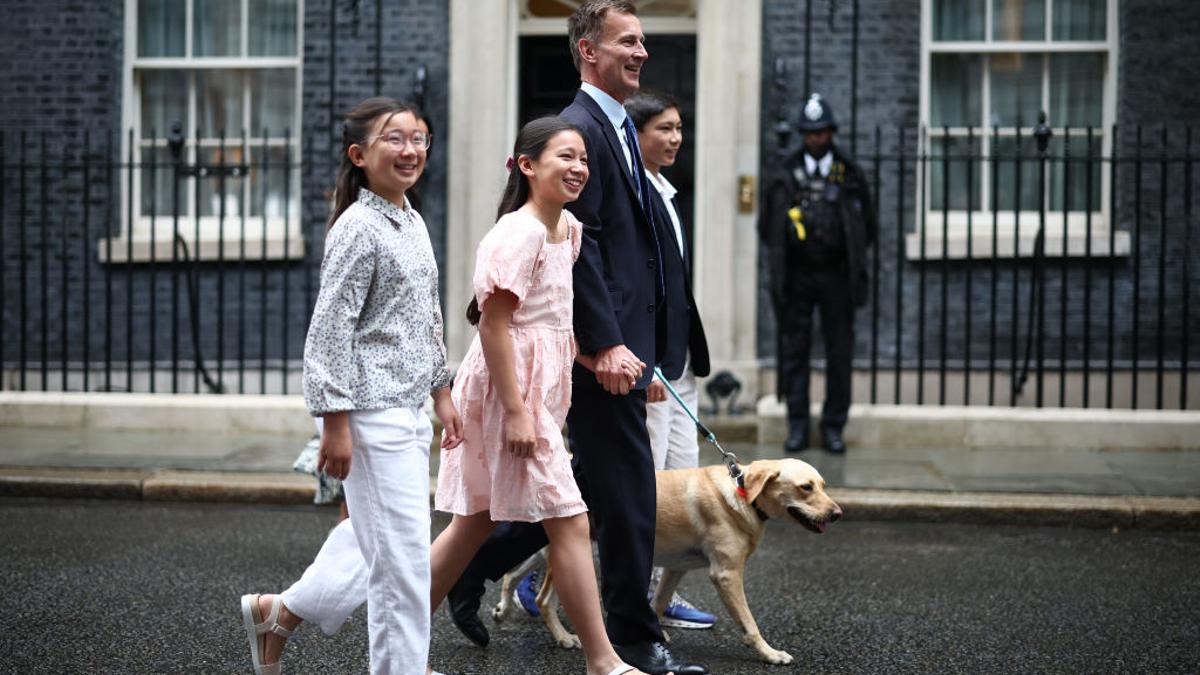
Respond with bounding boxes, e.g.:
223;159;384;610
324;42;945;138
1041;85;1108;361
786;160;847;268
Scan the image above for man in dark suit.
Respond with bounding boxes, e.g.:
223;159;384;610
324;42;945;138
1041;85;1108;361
443;3;708;674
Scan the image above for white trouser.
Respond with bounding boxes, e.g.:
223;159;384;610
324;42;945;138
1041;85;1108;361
646;357;700;472
281;407;432;675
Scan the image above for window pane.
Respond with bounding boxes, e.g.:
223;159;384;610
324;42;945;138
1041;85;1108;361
140;70;189;139
1050;136;1103;212
931;54;982;127
992;0;1045;41
989;53;1043;128
933;0;985;41
250;70;296;135
930;136;982;211
196;71;245;137
138;0;185;57
140;147;186;217
197;144;246;218
250;146;292;218
993;136;1041;211
248;0;298;56
1053;0;1106;40
1050;53;1103;128
194;0;242;57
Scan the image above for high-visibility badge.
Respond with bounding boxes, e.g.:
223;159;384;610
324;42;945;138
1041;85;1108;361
788;206;806;240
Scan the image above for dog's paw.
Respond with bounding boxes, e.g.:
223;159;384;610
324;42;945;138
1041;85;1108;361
555;633;581;650
490;604;507;623
758;647;794;665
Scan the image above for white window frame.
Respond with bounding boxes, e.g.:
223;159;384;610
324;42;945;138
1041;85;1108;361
913;0;1127;260
104;0;305;263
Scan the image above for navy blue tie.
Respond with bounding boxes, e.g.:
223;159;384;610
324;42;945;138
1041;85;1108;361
622;115;665;303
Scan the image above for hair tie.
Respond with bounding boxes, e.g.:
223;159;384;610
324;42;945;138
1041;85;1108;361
505;155;515;172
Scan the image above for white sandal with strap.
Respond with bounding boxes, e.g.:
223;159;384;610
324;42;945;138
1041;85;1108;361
241;593;294;675
604;664;637;675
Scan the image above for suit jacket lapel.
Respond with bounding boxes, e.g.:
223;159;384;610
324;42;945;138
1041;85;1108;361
574;90;641;205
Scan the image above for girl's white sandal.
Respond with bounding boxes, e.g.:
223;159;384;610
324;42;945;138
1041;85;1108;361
240;593;294;675
604;664;637;675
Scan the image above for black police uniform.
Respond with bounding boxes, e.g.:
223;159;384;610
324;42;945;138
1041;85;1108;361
760;95;877;452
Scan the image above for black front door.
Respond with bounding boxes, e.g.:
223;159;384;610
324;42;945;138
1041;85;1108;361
517;33;697;265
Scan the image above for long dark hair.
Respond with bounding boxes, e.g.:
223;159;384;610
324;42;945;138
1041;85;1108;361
328;97;429;229
466;116;584;325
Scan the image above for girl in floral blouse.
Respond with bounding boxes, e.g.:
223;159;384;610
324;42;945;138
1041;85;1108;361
240;97;462;675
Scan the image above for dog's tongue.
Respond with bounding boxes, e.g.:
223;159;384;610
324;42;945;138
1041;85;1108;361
815;522;827;534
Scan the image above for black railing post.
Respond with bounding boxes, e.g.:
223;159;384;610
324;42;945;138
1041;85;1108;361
1060;130;1071;407
125;129;134;391
218;129;228;390
82;131;91;392
239;128;248;394
1182;126;1193;410
965;126;975;405
0;132;5;389
1156;126;1168;410
939;128;949;405
40;132;49;390
260;127;270;394
61;135;70;390
1106;124;1118;407
148;127;158;394
192;122;203;394
894;127;905;404
803;0;813;97
282;129;293;394
1083;126;1095;408
105;131;114;392
19;131;27;391
170;121;185;394
1010;126;1022;406
1032;112;1052;408
918;127;928;404
1132;125;1143;408
870;125;881;403
989;126;999;405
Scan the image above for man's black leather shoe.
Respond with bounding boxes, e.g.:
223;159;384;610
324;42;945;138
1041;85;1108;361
614;640;709;675
446;575;489;648
784;430;809;454
821;427;847;454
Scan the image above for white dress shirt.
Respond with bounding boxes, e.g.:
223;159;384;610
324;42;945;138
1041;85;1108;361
804;151;834;178
580;81;635;175
646;170;685;259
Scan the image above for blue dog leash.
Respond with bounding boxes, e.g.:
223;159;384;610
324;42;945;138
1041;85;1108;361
653;366;748;498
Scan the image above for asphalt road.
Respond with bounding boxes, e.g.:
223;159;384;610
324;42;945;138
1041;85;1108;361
1;498;1197;674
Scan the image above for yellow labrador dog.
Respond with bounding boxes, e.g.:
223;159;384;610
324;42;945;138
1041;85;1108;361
492;458;842;665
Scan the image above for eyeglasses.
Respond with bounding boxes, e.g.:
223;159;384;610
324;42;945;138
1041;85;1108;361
370;130;432;151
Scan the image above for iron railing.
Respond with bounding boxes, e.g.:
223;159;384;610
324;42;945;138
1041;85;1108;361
1;120;1197;408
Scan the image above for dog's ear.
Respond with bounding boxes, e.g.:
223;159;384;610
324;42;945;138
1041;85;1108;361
742;464;781;505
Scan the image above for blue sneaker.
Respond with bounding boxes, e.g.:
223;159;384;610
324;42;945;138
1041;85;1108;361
661;593;715;629
514;570;540;617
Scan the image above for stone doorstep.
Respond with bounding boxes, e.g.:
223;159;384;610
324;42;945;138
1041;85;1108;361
2;466;1199;530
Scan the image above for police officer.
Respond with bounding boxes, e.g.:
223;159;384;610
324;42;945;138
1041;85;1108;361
760;93;877;454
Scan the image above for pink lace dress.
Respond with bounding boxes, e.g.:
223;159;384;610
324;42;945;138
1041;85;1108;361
435;210;586;522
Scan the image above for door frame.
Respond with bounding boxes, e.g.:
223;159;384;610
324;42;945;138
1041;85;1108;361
446;0;762;395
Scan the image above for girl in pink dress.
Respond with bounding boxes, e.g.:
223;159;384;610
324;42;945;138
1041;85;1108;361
429;117;648;675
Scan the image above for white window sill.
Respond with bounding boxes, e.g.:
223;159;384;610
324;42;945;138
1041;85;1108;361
905;211;1130;260
98;217;306;263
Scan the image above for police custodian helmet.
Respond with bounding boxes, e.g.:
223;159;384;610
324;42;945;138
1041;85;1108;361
797;93;837;133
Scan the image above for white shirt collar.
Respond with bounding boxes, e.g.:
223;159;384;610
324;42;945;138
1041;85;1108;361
645;170;677;200
580;82;628;131
804;152;834;178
